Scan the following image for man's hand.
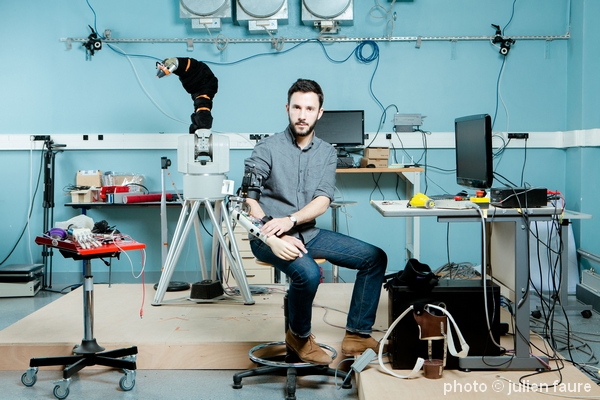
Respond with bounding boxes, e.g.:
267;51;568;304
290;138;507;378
261;217;295;237
265;235;307;261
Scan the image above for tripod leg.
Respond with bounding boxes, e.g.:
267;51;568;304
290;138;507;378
192;214;208;280
207;200;253;305
153;200;201;305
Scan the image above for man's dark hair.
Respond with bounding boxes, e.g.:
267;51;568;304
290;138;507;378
287;79;324;109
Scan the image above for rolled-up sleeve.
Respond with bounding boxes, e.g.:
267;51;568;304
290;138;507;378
311;146;337;201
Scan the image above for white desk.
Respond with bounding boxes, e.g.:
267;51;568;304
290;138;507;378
371;200;562;371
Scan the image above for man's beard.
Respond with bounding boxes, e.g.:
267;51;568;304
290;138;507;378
289;118;317;137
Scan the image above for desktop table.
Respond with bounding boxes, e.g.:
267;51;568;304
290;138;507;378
371;200;562;371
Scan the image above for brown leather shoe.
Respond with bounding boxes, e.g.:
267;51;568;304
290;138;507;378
285;330;332;366
342;331;386;357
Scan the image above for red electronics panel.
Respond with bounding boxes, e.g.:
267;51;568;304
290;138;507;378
35;236;145;256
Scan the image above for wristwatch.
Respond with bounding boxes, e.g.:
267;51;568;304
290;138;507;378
288;215;297;227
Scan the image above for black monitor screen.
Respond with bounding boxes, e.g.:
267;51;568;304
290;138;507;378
315;110;364;148
454;114;494;190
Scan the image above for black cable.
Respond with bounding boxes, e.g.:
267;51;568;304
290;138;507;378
126;182;149;194
0;149;44;266
368;173;385;201
493;171;519;188
520;137;528;187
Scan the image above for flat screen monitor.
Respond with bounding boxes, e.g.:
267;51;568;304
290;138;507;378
454;114;494;190
315;110;364;148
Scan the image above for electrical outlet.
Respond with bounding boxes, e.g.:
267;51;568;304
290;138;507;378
507;133;529;139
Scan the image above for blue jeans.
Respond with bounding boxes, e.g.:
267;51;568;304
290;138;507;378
250;229;387;338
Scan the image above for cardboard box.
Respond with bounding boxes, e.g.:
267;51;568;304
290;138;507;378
70;189;99;203
360;158;388;168
364;147;390;160
76;170;102;188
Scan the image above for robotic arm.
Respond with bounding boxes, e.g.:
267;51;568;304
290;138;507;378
156;57;219;133
228;166;270;244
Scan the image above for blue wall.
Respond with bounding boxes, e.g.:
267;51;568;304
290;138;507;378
1;0;598;285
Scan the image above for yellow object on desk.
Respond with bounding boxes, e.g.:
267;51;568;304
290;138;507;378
469;196;490;208
408;193;434;209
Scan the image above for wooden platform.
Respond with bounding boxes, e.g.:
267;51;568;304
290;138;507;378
1;283;599;400
0;283;386;371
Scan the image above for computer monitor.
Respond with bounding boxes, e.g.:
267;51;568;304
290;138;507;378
454;114;494;190
315;110;364;149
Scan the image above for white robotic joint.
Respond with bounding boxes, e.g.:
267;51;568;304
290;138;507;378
230;209;269;244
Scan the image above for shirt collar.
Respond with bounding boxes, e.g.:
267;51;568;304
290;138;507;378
285;126;315;151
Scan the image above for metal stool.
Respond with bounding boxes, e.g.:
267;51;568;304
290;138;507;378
233;258;351;399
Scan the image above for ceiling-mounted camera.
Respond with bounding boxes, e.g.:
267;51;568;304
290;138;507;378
83;25;102;58
491;24;515;56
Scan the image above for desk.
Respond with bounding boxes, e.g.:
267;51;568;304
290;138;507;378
337;167;423;261
371;200;560;370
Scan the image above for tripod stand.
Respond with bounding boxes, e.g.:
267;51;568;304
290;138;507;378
41;138;65;288
152;197;254;306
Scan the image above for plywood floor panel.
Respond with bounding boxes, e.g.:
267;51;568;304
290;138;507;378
0;283;385;371
2;283;598;400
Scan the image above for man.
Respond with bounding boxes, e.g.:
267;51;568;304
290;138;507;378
244;79;387;365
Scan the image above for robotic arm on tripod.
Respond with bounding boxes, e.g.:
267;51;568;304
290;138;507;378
153;57;257;305
156;57;227;200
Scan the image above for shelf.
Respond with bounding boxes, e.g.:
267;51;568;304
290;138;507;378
336;167;423;174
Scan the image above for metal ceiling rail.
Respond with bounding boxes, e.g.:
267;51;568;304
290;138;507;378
60;32;570;50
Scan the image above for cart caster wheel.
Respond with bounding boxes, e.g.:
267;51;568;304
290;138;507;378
53;384;70;399
21;370;37;387
581;310;593;319
119;370;135;391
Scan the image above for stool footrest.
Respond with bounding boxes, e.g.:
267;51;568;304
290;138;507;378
249;340;337;368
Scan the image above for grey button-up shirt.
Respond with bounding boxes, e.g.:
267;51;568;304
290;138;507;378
244;126;337;243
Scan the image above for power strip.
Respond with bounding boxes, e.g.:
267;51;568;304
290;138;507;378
350;348;376;374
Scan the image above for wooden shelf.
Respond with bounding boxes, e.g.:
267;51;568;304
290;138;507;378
336;167;423;174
